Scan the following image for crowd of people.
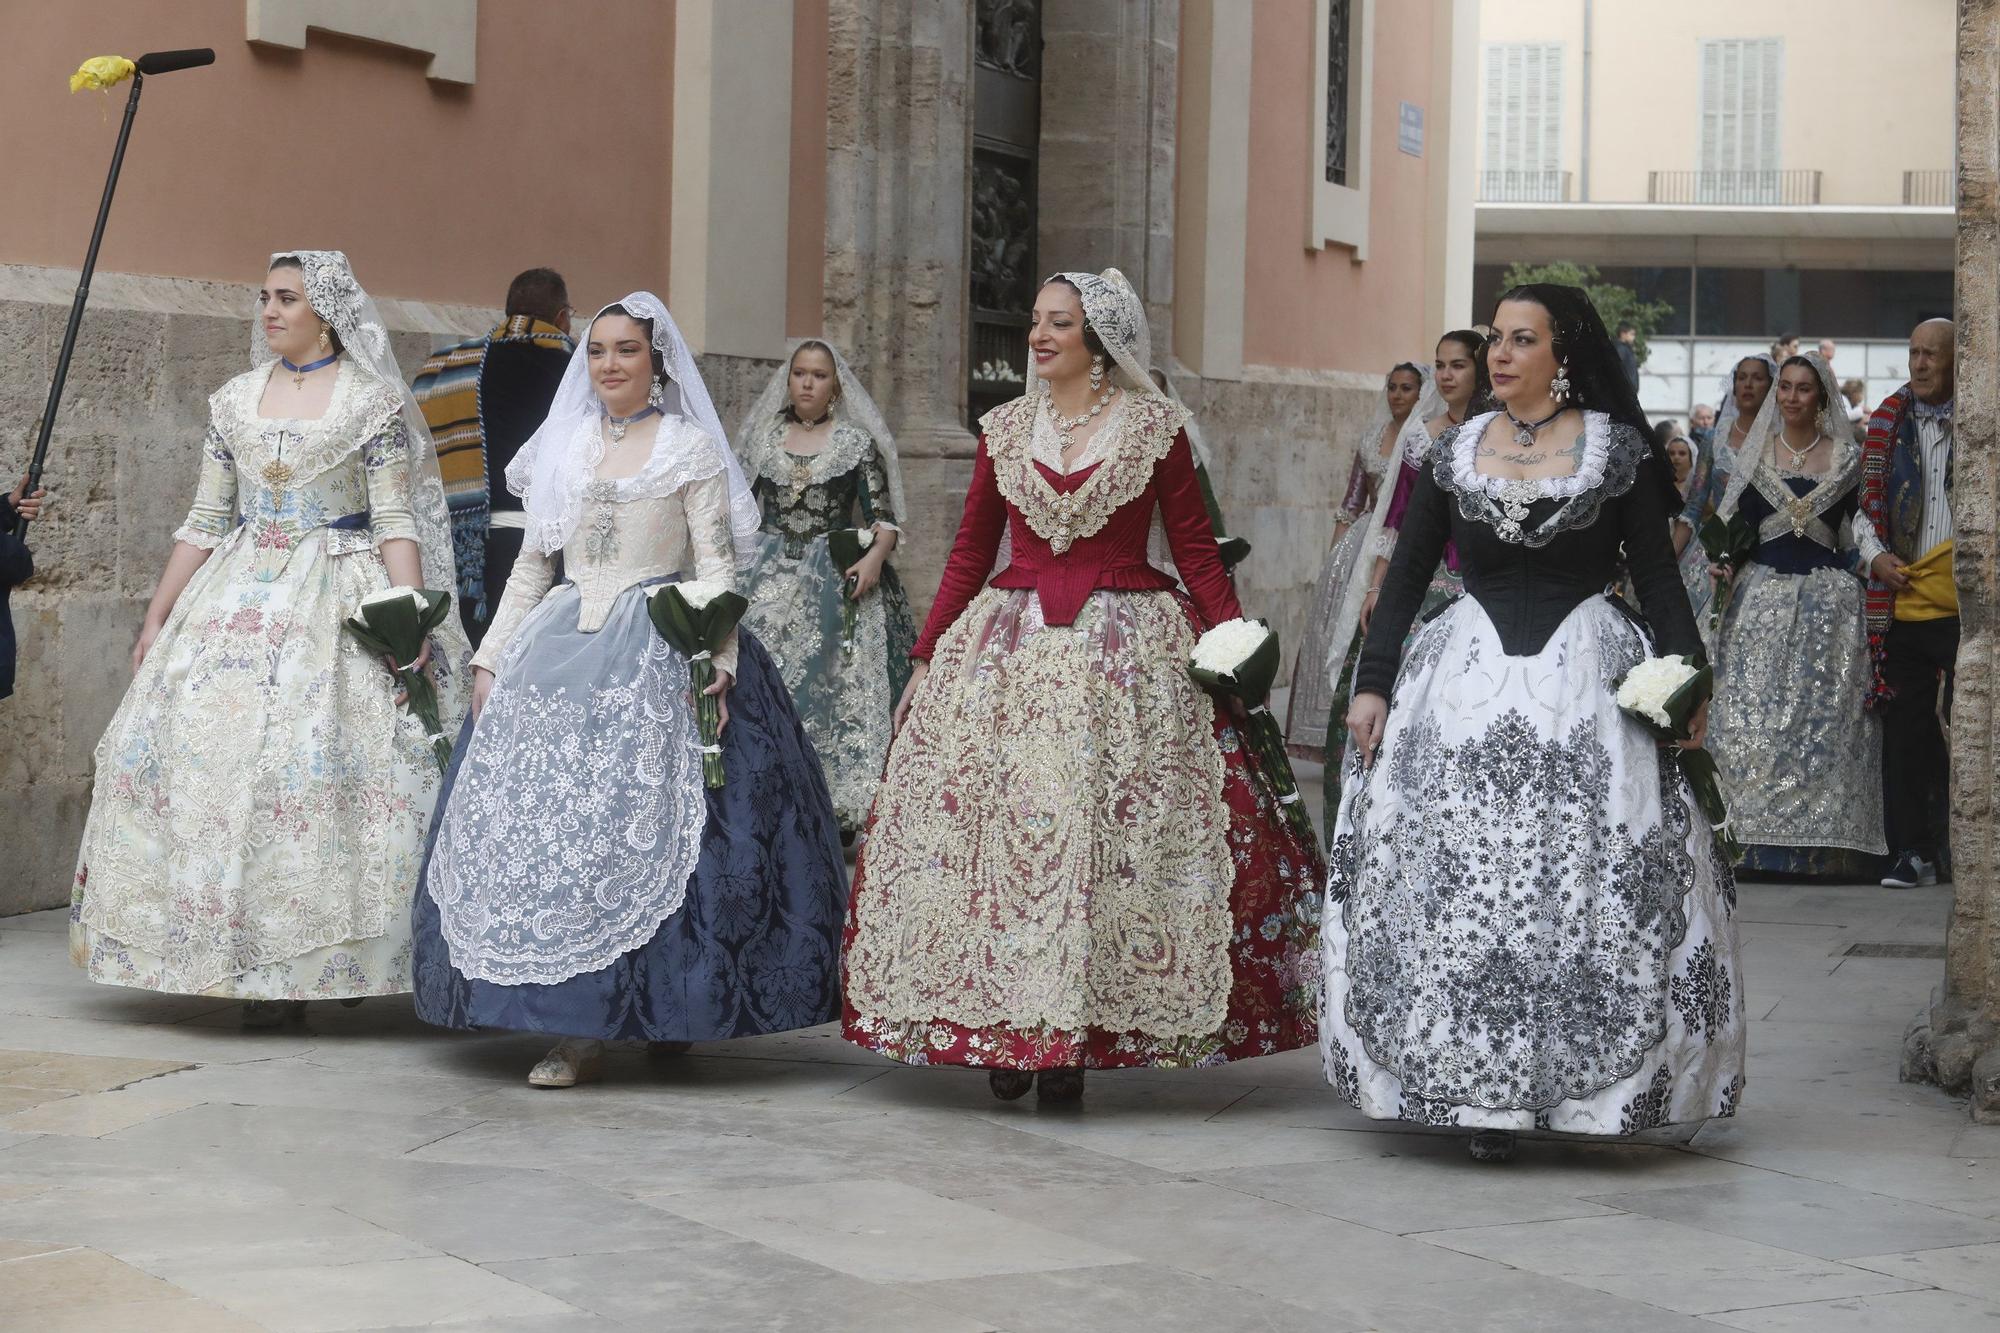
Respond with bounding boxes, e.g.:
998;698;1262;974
1295;318;1960;893
7;241;1960;1163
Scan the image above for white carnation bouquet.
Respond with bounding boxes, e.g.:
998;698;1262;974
345;585;454;771
1612;654;1739;861
647;578;750;788
1187;618;1317;851
825;526;878;654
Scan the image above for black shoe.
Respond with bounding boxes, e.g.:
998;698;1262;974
1469;1129;1516;1162
988;1069;1035;1101
1036;1068;1085;1105
1881;852;1939;889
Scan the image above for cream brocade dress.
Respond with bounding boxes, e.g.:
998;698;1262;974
71;361;463;1000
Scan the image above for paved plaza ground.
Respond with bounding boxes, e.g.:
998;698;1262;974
0;873;1991;1331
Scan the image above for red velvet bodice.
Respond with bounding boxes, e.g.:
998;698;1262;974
912;426;1241;660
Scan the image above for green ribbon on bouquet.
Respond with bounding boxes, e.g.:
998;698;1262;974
344;586;455;772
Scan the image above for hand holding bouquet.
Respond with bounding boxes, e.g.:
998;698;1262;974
1614;654;1740;862
1188;618;1316;851
825;526;876;654
1697;512;1756;632
648;579;749;788
346;586;454;771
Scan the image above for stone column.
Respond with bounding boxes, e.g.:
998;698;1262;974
1902;0;2000;1119
1038;0;1179;354
823;0;975;620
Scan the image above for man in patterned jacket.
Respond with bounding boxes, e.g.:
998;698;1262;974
412;269;574;645
1859;317;1957;889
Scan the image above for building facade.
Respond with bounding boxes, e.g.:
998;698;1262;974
1473;0;1956;415
0;0;1475;913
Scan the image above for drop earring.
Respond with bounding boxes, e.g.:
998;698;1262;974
648;377;665;408
318;325;331;354
1550;359;1571;403
1089;355;1106;392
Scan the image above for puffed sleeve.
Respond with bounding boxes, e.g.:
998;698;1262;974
361;413;420;544
682;467;740;678
858;439;902;538
173;427;239;549
469;545;554;675
910;437;1008;662
1157;430;1244;630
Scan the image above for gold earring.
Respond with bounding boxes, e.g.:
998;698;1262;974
317;325;331;353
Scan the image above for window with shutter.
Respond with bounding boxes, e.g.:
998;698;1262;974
1481;43;1563;201
1698;38;1784;203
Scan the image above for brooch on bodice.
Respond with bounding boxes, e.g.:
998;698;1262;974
261;430;299;489
1493;478;1541;543
1047;490;1083;553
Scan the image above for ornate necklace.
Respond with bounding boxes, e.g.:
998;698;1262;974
1048;385;1115;454
1504;403;1567;448
279;351;338;390
786;407;834;429
1779;429;1822;469
604;404;660;444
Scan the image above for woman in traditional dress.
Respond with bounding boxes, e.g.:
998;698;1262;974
1662;427;1718;646
1673;355;1774;656
843;268;1323;1104
1326;284;1743;1161
1285;364;1425;759
1318;332;1487;829
1707;353;1886;877
411;295;846;1088
734;340;917;838
71;251;471;1024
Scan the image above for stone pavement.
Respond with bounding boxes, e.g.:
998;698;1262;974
0;876;1992;1333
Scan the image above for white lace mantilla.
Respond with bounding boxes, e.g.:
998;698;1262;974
1437;410;1646;547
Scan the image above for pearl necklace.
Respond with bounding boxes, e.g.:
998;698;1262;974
1779;428;1822;469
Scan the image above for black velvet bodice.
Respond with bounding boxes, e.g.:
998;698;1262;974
1355;414;1701;698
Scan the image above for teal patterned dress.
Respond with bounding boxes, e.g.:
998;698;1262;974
738;419;917;833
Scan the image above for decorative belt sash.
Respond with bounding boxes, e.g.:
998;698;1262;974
241;510;372;582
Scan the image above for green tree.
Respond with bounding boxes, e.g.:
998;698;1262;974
1496;261;1676;365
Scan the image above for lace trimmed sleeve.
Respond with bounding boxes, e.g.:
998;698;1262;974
683;468;740;678
361;412;420;545
173;427;238;550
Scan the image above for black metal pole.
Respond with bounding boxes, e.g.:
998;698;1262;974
10;71;145;538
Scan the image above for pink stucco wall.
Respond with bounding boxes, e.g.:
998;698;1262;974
3;0;677;309
1241;0;1442;370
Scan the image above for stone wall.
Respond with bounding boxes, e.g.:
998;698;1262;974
1180;368;1382;679
0;265;498;916
1903;0;2000;1119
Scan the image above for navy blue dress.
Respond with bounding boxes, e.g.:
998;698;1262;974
411;625;847;1041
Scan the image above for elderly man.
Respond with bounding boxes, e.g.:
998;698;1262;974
1819;337;1838;366
412;268;575;645
1688;402;1717;450
1860;317;1958;888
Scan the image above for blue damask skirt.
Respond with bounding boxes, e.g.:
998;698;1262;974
411;581;846;1042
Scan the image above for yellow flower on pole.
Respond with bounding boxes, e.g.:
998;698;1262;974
69;56;136;94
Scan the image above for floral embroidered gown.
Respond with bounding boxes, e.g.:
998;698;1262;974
737;418;917;832
1708;448;1886;877
842;392;1324;1070
412;417;847;1041
72;360;466;999
1323;411;1745;1135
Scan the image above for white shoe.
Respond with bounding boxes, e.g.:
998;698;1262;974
1881;853;1939;889
528;1039;605;1088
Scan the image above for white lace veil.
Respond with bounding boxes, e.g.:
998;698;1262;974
1325;365;1441;686
507;293;761;565
1711;352;1779;465
1147;366;1213;468
254;250;468;642
1717;351;1859;521
1035;268;1167;402
736;338;909;532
